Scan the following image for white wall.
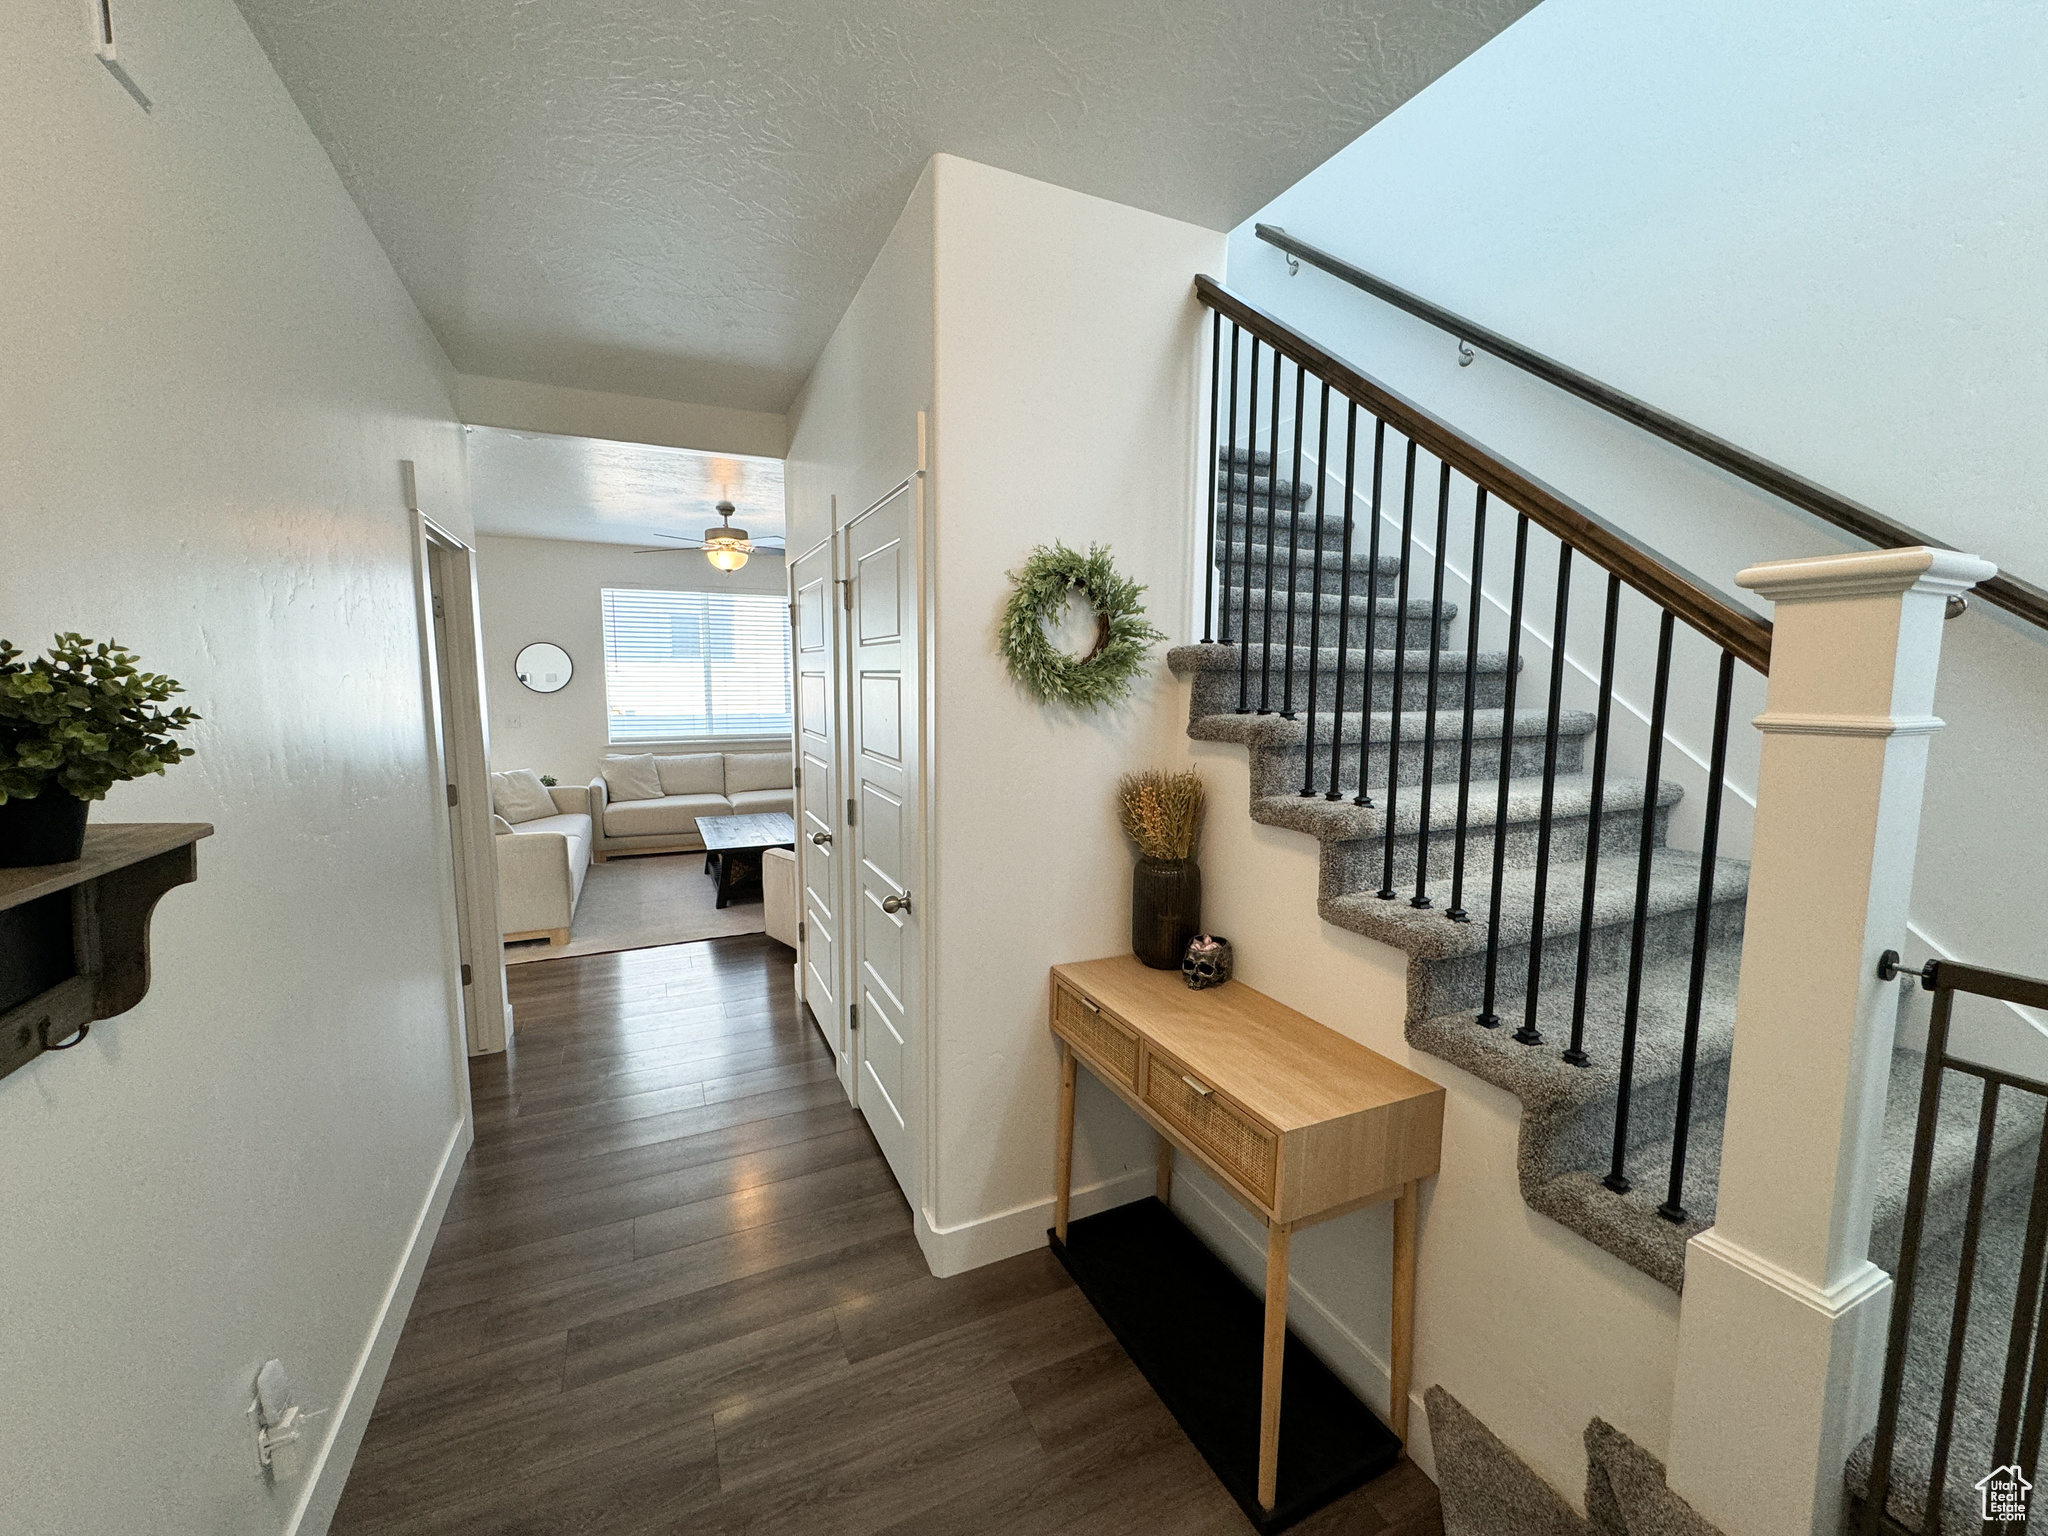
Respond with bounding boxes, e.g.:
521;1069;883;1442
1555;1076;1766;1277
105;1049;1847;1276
455;374;787;459
784;163;936;563
475;534;788;786
0;5;471;1533
1174;0;2048;1500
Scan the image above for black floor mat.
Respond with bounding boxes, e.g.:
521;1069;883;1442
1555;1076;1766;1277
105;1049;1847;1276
1050;1197;1402;1532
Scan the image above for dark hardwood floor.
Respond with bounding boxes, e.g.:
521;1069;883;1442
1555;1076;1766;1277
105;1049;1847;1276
331;935;1443;1535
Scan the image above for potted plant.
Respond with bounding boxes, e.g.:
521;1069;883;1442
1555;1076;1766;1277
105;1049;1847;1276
1117;768;1205;969
0;634;200;868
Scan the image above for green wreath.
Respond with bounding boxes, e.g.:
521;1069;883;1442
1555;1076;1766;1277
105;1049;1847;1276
999;543;1166;710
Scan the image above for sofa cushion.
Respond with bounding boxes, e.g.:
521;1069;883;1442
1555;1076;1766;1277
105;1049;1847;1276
724;752;792;793
602;792;731;839
492;813;515;836
727;788;795;819
602;753;662;802
654;752;724;795
491;769;557;824
512;811;592;857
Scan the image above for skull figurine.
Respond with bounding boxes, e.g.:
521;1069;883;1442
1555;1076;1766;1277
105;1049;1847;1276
1181;934;1234;990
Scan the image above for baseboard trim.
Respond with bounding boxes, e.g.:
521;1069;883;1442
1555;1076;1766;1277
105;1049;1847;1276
914;1169;1154;1278
288;1116;472;1535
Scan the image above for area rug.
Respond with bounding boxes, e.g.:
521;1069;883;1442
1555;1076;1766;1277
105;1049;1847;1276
503;851;769;965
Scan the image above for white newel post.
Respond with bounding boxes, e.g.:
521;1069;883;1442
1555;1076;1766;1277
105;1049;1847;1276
1665;547;1997;1536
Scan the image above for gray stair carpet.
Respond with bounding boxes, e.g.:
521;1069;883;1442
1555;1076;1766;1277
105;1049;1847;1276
1424;1386;1726;1536
1183;459;2021;1523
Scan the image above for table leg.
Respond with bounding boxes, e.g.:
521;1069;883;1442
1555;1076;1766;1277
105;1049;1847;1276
1259;1219;1292;1511
1390;1180;1417;1441
1053;1043;1077;1243
712;852;730;909
1155;1133;1173;1204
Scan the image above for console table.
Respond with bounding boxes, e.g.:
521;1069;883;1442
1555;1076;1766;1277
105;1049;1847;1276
1048;955;1444;1520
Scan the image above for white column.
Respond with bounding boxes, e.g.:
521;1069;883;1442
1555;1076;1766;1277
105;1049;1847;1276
1665;547;1996;1536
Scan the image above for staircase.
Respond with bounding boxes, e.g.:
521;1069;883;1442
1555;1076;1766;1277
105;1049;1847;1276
1172;443;2045;1531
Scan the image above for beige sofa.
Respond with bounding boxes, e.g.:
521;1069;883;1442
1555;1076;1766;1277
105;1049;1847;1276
589;750;795;860
491;780;594;947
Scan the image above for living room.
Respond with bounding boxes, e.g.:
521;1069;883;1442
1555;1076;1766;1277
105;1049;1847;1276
470;426;799;963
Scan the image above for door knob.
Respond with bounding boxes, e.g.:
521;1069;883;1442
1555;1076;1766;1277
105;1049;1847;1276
811;831;833;846
881;891;912;916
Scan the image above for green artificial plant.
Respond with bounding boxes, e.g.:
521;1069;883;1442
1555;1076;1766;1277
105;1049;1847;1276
0;634;199;804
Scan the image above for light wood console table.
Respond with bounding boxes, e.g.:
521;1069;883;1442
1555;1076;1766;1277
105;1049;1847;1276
1049;955;1444;1517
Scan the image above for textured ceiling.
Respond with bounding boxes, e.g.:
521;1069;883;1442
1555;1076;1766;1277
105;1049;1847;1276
467;428;786;549
238;0;1538;414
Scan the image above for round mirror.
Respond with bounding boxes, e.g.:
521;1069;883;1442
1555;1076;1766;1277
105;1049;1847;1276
515;642;573;694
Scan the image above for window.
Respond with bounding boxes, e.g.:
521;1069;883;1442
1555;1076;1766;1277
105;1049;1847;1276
600;588;791;743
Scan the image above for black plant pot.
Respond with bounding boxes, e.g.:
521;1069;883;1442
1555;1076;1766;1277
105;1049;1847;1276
0;789;91;868
1132;856;1201;970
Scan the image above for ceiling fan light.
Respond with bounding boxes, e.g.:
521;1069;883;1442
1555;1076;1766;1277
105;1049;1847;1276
705;543;749;572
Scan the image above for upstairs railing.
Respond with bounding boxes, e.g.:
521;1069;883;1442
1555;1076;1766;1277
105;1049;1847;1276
1861;953;2048;1536
1196;275;1770;1224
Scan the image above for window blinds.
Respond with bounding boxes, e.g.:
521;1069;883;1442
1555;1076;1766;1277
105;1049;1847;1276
600;587;792;743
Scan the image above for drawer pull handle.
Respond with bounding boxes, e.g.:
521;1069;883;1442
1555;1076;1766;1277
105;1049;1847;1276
1181;1074;1212;1098
1080;997;1101;1014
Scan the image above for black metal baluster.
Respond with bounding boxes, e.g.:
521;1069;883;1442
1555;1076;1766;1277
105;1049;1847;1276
1258;350;1283;713
1411;463;1451;907
1326;401;1360;802
1447;489;1488;922
1921;1077;2002;1525
1220;322;1240;649
1858;989;1965;1536
1514;544;1574;1047
1352;419;1387;808
1280;364;1307;719
1476;515;1530;1027
1236;337;1259;712
1300;383;1331;791
1563;573;1622;1067
1604;612;1674;1189
1658;648;1736;1221
1991;1102;2048;1479
1377;440;1419;900
1202;310;1221;645
2012;1214;2048;1494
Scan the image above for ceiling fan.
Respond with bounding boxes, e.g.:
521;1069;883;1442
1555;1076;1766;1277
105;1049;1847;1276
633;500;785;573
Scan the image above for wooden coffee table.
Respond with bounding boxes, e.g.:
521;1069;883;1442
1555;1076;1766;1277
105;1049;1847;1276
698;812;797;909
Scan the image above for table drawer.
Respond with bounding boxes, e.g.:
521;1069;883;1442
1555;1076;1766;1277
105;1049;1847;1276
1144;1053;1278;1203
1052;981;1139;1088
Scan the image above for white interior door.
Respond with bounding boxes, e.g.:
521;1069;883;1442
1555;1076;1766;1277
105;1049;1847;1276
845;480;923;1204
791;533;850;1090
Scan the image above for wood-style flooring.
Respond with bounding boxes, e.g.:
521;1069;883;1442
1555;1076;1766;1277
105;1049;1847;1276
331;935;1443;1535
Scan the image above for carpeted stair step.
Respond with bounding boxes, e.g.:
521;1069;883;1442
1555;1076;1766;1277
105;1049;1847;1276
1212;539;1402;581
1326;847;1751;1025
1175;640;1512;715
1252;773;1683;894
1222;589;1460;651
1195;706;1598;797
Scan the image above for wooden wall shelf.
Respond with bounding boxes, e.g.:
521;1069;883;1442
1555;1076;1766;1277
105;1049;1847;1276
0;822;212;1083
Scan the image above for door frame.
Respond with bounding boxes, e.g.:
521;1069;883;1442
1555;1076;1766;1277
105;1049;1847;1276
410;510;510;1058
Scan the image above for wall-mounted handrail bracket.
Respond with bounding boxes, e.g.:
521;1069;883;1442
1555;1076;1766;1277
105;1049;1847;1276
0;822;212;1085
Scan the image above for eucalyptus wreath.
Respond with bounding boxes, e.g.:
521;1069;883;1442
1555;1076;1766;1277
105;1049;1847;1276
999;543;1165;710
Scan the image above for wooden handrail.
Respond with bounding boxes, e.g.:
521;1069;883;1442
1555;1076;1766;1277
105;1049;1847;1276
1254;223;2048;637
1196;275;1775;675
